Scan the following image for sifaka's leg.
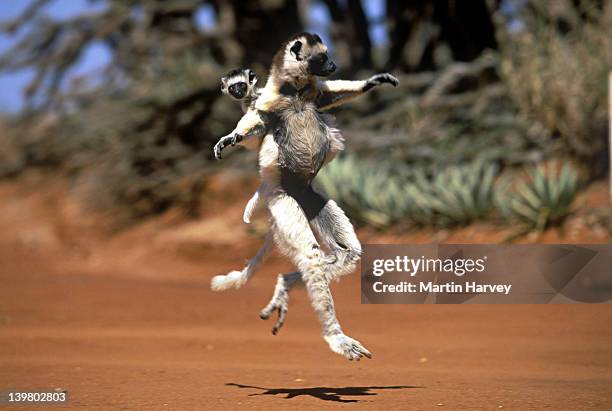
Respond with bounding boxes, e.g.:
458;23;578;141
309;195;362;282
267;191;371;360
260;187;362;335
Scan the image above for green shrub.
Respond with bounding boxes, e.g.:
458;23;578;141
316;154;498;227
407;162;497;226
316;155;414;227
497;163;580;231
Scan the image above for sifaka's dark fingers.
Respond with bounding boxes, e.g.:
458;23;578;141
272;306;288;335
214;136;236;159
231;134;244;146
214;145;226;159
377;73;399;86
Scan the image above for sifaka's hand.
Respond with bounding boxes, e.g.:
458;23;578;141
213;133;244;160
364;73;399;91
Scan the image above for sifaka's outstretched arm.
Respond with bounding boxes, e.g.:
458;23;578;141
316;73;399;111
213;108;267;159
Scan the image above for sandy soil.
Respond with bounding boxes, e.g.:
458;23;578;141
0;176;611;410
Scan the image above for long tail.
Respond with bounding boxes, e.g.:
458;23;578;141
210;231;273;291
211;270;249;291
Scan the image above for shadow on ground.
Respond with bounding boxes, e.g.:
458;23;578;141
226;382;421;403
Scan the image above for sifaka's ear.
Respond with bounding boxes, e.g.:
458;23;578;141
290;40;303;61
248;69;258;86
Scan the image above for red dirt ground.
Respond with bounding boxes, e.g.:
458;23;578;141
0;175;611;410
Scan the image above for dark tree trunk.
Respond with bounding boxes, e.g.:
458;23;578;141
385;0;436;72
385;0;498;71
435;0;497;62
320;0;372;73
229;0;304;67
346;0;372;70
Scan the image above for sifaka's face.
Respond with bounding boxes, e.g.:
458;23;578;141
228;81;247;100
220;69;258;101
307;50;336;76
284;33;337;78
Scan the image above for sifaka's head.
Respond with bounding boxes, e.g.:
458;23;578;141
272;32;336;83
220;68;258;100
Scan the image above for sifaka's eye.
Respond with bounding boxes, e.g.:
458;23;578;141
313;53;329;65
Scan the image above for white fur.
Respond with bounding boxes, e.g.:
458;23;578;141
317;79;369;110
320;79;366;92
243;191;259;224
324;333;372;360
211;270;249;291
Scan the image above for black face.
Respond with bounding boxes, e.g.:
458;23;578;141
228;82;248;99
308;52;336;77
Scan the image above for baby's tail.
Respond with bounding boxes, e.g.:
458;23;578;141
243;191;260;224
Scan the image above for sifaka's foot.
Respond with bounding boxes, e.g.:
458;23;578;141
259;286;289;335
324;333;372;361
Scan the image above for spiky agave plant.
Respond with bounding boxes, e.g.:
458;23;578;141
406;162;498;226
316;155;415;227
498;163;580;232
317;155;498;228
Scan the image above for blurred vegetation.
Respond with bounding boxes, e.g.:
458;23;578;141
0;0;608;231
319;154;580;232
317;155;412;227
497;0;612;179
496;163;581;232
318;157;498;227
405;162;497;227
